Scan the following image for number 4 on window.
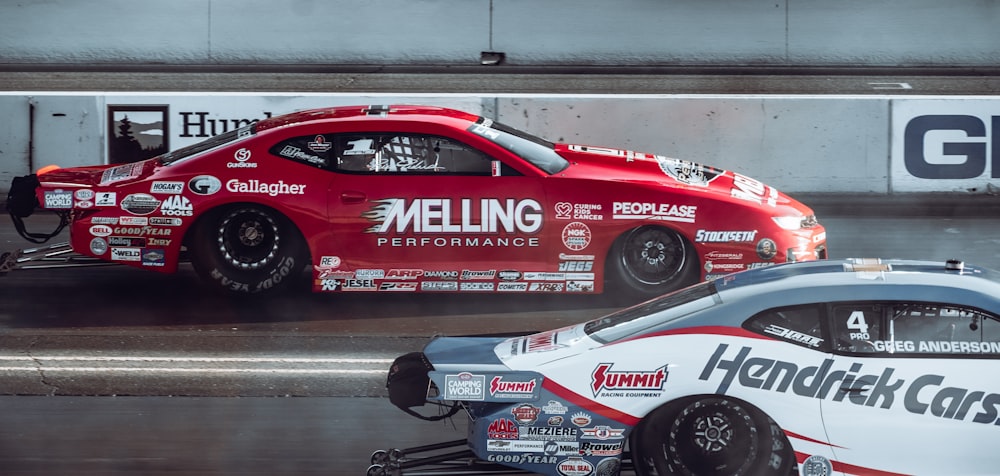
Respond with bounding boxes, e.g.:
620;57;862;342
846;311;871;340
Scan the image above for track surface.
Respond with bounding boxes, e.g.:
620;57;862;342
3;203;1000;475
2;69;1000;475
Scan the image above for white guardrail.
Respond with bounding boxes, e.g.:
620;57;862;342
0;93;998;196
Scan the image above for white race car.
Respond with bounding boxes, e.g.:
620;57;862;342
374;258;1000;476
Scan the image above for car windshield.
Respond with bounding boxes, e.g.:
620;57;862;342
159;125;254;165
584;280;721;343
467;117;569;174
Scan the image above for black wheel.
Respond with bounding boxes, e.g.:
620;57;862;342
189;205;307;294
632;397;795;476
607;225;698;300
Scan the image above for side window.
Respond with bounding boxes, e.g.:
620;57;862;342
744;305;825;350
830;303;883;353
828;301;1000;357
333;134;494;175
888;304;999;357
268;135;334;169
982;315;1000;352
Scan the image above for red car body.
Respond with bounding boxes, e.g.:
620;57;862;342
8;104;827;297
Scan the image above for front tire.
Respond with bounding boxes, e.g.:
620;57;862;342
607;225;698;300
189;205;307;294
631;397;795;476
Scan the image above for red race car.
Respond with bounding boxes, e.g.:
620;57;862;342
5;104;827;297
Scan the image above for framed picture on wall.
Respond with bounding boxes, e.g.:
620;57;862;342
107;105;169;164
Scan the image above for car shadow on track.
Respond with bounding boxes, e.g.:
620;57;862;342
0;264;625;332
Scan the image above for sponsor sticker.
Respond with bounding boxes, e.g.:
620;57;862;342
95;192;117;207
363;198;542;234
591;363;668;398
89;225;112;237
149;217;182;226
307;135;332;152
443;372;485;401
226;179;305;196
581;426;625;440
188;175;222;195
160;195;193;216
108;236;146;247
756;238;778;260
561;222;591;251
695;230;758;243
529;282;564;292
487;418;518;440
355;269;385;279
731;173;778;207
110;247;142;261
566;281;594;292
497;282;528;292
379;282;418;291
656;157;725;186
556;457;593;476
150;181;184;194
490;376;539;399
43;190;73;209
119;216;148;226
461;269;496;280
421;281;459;291
554;202;604;221
89;238;107;255
141;249;165;267
510;404;541;424
460;282;495;291
612;201;696;223
99;163;143;185
339;279;377;291
227;147;256;168
120;193;161;215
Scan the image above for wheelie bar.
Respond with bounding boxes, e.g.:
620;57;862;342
367;439;528;476
0;242;112;275
366;439;635;475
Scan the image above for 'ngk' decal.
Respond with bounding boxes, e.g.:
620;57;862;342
591;363;668;397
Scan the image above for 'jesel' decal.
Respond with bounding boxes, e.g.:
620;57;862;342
363;198;543;234
700;343;1000;426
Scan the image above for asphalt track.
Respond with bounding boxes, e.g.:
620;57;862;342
1;68;1000;475
2;197;1000;475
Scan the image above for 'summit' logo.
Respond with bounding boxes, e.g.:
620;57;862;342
590;363;667;397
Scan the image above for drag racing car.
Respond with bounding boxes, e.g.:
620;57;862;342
376;258;1000;476
4;104;826;297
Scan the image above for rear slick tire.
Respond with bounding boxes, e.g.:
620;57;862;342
631;397;795;476
189;205;307;294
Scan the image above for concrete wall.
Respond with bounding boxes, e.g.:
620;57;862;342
2;93;997;197
1;1;999;68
